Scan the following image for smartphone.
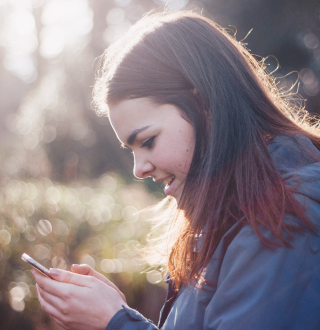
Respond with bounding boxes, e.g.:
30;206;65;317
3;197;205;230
21;253;54;280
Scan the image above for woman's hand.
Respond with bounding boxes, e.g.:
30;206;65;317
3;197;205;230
70;264;126;303
32;267;127;330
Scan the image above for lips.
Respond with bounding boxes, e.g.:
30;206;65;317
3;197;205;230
163;176;175;187
164;177;175;196
154;176;176;196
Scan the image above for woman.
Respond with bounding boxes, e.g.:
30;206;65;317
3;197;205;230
32;11;320;330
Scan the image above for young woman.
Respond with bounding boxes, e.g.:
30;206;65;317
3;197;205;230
32;11;320;330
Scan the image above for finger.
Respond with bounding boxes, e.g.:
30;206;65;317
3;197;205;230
72;265;125;292
32;269;56;289
35;283;41;300
37;284;70;328
71;264;109;282
49;268;92;287
71;264;127;303
36;284;62;321
32;269;80;298
71;264;91;275
37;283;64;311
50;315;66;329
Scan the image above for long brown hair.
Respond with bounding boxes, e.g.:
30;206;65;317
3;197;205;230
93;11;320;289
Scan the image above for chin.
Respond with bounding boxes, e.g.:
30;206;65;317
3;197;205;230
171;188;184;206
172;194;182;207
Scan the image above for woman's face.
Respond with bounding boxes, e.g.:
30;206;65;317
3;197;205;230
109;98;195;203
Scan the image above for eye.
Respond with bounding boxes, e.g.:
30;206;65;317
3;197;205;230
141;136;156;149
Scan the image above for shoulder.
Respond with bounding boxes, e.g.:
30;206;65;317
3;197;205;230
268;134;320;177
205;213;320;327
269;134;320;221
198;135;320;329
203;133;320;290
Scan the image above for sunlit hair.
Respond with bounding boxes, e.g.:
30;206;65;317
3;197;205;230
93;11;320;290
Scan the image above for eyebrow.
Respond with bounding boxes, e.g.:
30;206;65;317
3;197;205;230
127;126;151;146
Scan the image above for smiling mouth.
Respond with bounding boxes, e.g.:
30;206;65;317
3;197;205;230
163;177;175;189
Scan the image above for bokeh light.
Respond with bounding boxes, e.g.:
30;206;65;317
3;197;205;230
0;0;318;328
0;229;11;245
40;0;93;58
147;270;162;284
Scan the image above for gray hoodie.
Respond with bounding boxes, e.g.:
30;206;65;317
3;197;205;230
106;134;320;330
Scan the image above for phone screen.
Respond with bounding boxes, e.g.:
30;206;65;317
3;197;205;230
21;253;54;279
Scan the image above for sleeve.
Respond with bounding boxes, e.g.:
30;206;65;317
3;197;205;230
203;213;320;330
106;305;159;330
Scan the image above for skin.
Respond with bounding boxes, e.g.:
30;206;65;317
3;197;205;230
32;97;195;329
32;265;127;330
109;98;195;203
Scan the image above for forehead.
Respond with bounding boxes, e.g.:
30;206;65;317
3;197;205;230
109;98;168;141
109;98;157;125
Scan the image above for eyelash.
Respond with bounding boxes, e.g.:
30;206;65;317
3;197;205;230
141;136;156;149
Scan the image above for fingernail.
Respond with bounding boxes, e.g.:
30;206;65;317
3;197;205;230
72;264;79;267
50;268;60;276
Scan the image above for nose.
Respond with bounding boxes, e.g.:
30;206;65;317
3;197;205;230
133;154;155;179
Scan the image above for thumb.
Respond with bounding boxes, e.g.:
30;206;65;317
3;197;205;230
71;264;108;283
71;264;127;303
71;264;93;275
49;268;91;287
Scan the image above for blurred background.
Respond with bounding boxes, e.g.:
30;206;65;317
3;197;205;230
0;0;319;328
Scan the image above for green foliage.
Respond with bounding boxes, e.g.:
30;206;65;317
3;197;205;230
0;173;163;320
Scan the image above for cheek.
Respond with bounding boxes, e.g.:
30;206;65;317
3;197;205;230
156;123;194;173
174;133;194;172
178;147;193;172
161;140;193;173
